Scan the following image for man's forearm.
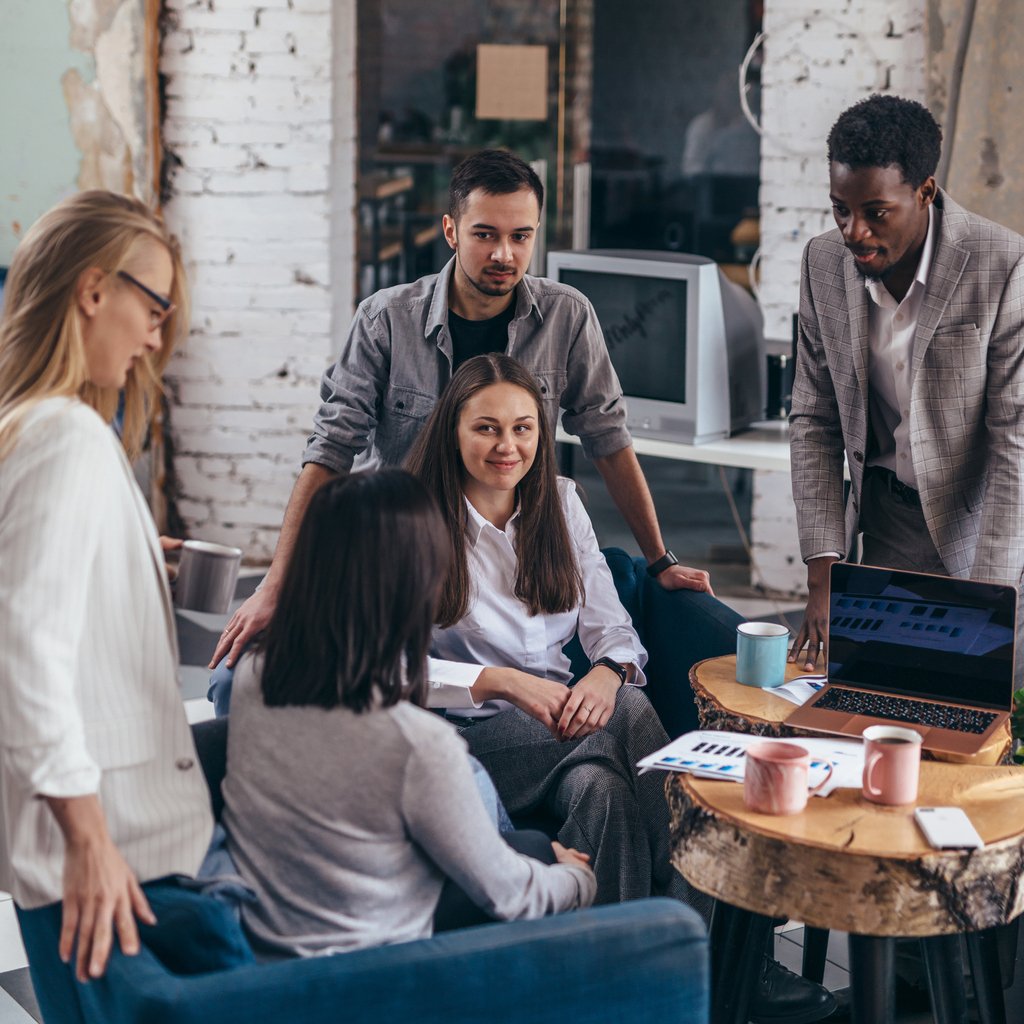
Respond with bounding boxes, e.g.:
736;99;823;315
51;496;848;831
592;446;665;563
262;463;339;592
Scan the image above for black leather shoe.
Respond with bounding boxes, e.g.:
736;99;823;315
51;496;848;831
749;955;837;1023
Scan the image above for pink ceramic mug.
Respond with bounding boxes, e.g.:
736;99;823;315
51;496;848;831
862;725;923;805
743;741;833;815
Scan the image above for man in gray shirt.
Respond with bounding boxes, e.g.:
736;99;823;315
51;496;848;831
213;149;712;667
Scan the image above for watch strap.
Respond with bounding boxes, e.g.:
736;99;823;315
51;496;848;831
646;550;679;578
592;656;628;685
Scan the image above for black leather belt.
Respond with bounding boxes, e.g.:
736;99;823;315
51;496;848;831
866;465;921;509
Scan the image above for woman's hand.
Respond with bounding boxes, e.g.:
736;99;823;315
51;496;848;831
508;673;572;738
557;666;622;741
475;668;571;738
158;536;183;583
45;795;156;981
552;841;592;869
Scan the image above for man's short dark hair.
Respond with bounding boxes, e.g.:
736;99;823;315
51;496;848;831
827;95;942;188
448;149;544;219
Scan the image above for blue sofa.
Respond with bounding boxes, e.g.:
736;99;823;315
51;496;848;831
16;711;711;1024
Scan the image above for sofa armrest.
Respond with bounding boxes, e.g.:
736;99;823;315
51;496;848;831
88;900;707;1024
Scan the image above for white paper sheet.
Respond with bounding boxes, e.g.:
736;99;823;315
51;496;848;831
637;729;865;797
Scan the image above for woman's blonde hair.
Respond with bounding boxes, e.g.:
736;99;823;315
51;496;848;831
0;190;189;460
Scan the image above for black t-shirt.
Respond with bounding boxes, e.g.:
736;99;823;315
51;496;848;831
448;302;515;370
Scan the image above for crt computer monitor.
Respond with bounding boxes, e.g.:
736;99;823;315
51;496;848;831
546;249;764;444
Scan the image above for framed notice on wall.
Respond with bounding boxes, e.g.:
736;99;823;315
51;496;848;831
475;44;548;121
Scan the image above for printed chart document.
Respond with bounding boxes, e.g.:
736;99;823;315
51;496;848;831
637;730;865;797
768;675;826;707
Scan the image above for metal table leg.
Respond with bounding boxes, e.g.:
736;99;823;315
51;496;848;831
848;934;895;1024
967;928;1007;1024
922;934;968;1024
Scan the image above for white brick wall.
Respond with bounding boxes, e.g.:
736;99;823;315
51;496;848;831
759;1;928;341
161;0;355;561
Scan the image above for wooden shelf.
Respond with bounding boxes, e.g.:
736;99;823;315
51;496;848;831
359;172;413;201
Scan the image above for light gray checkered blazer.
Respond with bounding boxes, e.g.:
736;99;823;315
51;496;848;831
790;191;1024;587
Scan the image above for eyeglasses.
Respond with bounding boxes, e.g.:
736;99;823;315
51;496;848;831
117;271;177;329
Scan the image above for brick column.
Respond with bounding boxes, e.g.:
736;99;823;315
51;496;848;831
159;0;354;560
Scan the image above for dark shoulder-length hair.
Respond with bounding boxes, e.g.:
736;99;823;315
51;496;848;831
406;353;582;627
258;469;451;712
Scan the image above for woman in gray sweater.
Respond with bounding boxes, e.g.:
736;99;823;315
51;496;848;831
222;470;595;959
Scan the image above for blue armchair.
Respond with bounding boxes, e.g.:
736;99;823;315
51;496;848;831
16;715;710;1024
567;548;743;739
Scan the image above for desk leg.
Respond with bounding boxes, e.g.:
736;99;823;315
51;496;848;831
848;935;895;1024
708;901;773;1024
966;928;1006;1024
922;934;967;1024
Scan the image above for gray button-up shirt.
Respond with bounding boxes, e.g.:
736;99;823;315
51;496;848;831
302;257;631;473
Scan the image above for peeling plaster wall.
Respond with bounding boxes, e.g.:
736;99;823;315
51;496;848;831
928;0;1024;235
0;0;152;266
0;1;91;263
66;0;153;198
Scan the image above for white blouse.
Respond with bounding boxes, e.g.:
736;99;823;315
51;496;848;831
428;477;647;715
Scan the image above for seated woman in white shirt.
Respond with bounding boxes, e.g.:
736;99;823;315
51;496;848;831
406;353;689;906
221;469;595;959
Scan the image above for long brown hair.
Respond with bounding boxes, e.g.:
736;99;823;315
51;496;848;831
0;190;189;460
406;354;582;626
258;470;451;712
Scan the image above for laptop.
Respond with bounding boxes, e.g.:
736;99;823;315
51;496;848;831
786;562;1017;756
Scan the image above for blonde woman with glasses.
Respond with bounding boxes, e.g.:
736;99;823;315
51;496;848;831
0;192;213;1001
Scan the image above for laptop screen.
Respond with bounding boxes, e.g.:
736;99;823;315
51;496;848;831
827;563;1017;711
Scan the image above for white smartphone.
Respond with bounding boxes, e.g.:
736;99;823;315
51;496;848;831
913;807;984;850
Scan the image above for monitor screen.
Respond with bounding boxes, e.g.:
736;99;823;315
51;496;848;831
827;563;1016;711
559;269;686;403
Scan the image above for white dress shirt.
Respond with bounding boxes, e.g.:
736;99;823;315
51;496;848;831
864;204;937;489
427;478;647;716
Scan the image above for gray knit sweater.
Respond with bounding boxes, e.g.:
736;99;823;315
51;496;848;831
222;654;595;959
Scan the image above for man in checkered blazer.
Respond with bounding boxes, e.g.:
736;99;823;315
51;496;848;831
789;95;1024;667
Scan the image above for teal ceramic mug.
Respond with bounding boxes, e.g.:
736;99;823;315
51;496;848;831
735;622;790;688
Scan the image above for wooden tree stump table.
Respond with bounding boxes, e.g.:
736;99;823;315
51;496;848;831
666;761;1024;1024
689;654;1013;766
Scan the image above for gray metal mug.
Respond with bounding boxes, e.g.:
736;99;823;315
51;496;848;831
174;540;243;614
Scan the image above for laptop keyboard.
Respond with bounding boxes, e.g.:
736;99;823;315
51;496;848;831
815;687;998;735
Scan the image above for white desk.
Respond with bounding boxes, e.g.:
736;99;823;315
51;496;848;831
556;420;792;473
556;420;841;595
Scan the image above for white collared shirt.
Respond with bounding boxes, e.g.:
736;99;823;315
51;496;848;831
863;203;936;489
426;477;647;716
